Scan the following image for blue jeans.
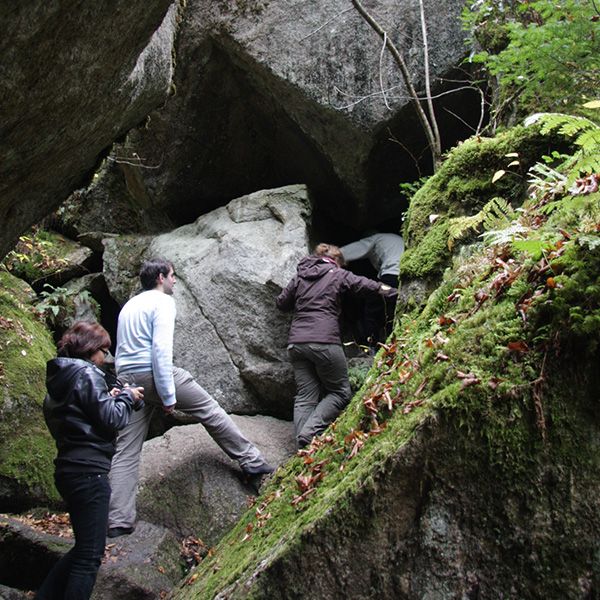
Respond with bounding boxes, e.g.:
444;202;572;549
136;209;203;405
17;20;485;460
36;472;110;600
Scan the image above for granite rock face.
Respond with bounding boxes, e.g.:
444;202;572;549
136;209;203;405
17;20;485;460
2;0;477;256
103;184;311;417
0;1;178;258
70;0;476;239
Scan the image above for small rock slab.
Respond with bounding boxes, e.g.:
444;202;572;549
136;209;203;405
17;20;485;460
137;414;296;544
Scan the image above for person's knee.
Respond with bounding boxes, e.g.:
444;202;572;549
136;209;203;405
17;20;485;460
332;385;351;408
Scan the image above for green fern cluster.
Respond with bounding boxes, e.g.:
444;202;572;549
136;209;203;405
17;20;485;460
526;112;600;175
447;196;515;250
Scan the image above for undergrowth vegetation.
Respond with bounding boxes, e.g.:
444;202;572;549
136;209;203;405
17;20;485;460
463;0;600;124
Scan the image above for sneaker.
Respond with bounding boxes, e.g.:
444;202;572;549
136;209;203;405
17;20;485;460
107;526;135;538
241;462;275;477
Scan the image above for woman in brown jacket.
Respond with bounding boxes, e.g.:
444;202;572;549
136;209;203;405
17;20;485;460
276;243;396;448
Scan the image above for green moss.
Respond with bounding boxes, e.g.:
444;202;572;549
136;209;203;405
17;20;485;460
0;271;59;505
2;227;82;285
399;218;449;279
400;125;568;282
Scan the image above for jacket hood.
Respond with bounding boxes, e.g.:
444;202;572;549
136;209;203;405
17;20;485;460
46;357;93;399
296;255;338;280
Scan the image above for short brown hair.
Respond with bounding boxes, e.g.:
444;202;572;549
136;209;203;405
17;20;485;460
313;243;345;267
140;258;174;290
57;321;111;359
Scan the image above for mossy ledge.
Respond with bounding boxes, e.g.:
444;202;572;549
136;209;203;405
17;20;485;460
174;132;600;598
400;125;568;282
0;270;59;510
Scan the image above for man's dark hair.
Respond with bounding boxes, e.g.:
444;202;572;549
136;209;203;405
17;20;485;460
139;258;174;290
57;321;111;359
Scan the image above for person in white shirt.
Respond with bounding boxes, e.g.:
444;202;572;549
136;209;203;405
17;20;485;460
107;258;273;538
340;232;404;347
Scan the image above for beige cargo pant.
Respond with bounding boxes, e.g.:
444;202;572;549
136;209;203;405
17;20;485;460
108;366;265;530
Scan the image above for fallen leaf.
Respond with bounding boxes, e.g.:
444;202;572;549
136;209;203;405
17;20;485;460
488;377;501;390
438;315;457;326
507;341;529;353
492;169;506;183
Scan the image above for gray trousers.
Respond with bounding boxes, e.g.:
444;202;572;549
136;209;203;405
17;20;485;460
288;343;352;448
108;366;265;530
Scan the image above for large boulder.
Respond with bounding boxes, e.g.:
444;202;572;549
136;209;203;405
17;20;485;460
71;0;477;238
0;1;178;259
137;415;296;543
104;184;311;417
91;522;182;600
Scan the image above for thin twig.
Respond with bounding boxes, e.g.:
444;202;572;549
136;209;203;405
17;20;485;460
379;32;392;110
331;82;486;110
387;128;423;177
107;156;163;170
297;7;354;42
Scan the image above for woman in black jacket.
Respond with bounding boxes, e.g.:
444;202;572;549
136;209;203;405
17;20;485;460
36;321;144;600
276;243;396;449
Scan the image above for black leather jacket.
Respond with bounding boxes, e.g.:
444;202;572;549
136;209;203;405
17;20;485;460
43;357;136;474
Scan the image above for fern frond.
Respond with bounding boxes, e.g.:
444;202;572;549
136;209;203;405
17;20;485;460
447;197;515;251
447;213;485;250
526;111;600;176
482;196;515;231
481;223;529;246
574;129;600;148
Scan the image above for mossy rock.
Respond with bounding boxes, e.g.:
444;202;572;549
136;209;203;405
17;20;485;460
399;125;567;283
173;141;600;598
0;272;59;511
2;228;94;293
0;270;36;306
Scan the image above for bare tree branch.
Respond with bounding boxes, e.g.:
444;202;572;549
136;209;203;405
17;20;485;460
350;0;441;169
418;0;441;161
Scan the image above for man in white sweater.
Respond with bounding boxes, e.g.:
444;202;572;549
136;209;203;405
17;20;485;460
107;258;273;538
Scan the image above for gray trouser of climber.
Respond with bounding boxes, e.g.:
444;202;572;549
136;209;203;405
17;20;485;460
108;366;265;530
288;342;351;448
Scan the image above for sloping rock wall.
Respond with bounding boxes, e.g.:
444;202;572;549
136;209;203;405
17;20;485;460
201;392;600;599
0;1;178;258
